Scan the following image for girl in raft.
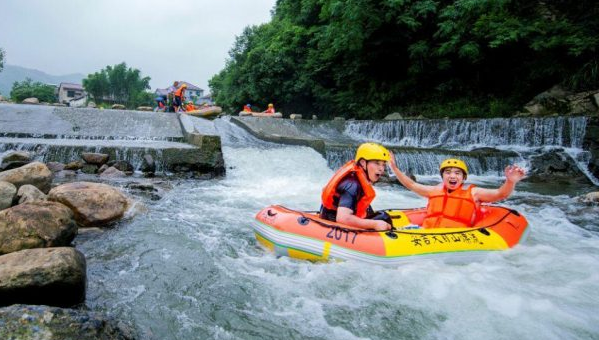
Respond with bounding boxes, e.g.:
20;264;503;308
388;152;526;228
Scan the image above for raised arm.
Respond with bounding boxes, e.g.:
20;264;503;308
388;151;437;198
473;165;526;203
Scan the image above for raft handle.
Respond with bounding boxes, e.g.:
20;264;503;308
297;216;310;226
478;228;490;236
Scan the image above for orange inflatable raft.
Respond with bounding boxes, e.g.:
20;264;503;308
253;205;529;265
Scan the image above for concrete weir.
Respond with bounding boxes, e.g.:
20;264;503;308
0;103;224;177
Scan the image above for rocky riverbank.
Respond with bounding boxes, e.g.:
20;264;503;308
0;150;142;339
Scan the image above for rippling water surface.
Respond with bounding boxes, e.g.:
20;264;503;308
77;143;599;340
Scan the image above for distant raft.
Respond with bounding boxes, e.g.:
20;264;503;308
239;111;283;118
253;205;529;265
186;106;222;118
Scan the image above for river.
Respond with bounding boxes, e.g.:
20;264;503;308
75;119;599;340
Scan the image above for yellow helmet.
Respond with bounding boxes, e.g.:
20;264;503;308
439;158;468;177
355;143;390;162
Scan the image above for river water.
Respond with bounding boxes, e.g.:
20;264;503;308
75;120;599;340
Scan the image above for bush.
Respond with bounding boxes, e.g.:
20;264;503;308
10;78;56;103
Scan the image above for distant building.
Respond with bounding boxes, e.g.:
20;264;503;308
196;93;214;105
57;83;86;105
154;81;204;102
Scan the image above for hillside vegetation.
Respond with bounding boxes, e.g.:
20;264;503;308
210;0;598;119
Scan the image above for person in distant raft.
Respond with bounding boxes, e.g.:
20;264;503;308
185;101;195;112
388;154;526;228
263;103;275;114
173;83;187;112
319;143;393;231
243;103;252;112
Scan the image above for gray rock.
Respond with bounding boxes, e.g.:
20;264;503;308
17;184;47;204
137;106;153;111
107;160;134;172
384;112;404;120
64;160;85;171
0;160;31;171
526;150;593;184
81;152;109;165
0;201;77;255
48;182;131;227
141;154;156;173
100;166;127;178
0;181;17;210
46;161;66;172
0;161;53;193
1;150;32;163
22;97;39;104
577;191;599;205
98;163;110;174
289;114;303;120
0;248;86;307
0;304;136;339
54;169;77;179
111;104;126;110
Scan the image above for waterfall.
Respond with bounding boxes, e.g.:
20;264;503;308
344;116;588;149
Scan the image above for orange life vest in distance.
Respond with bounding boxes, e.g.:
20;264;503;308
422;185;478;228
174;86;186;98
321;160;375;218
185;103;195;111
243;105;252;112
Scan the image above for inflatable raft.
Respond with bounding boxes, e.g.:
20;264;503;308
239;111;283;118
186;106;222;118
253;205;529;265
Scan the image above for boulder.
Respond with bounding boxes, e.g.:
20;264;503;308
46;161;65;172
1;150;32;163
0;248;86;307
384;112;404;120
141;154;156;173
17;184;47;204
22;97;39;104
53;169;77;179
126;182;163;201
0;181;17;210
64;160;85;171
0;150;33;170
48;182;131;227
566;91;599;115
0;304;135;339
0;161;53;193
577;191;599;205
81;152;109;165
107;160;134;172
136;106;153;111
0;201;77;255
111;104;126;110
289;114;302;120
526;150;592;184
100;166;127;178
87;101;97;108
98;163;110;174
312;115;318;120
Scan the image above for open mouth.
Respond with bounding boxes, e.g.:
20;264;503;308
448;180;458;186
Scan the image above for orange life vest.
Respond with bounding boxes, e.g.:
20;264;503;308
243;105;252;112
422;185;478;228
185;104;195;111
321;160;375;218
174;86;186;98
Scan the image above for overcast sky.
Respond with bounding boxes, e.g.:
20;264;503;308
0;0;277;92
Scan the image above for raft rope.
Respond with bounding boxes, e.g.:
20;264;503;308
274;205;518;236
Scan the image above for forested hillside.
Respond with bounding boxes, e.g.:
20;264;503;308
210;0;598;119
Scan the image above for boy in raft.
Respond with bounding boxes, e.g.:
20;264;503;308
388;154;526;228
263;103;275;114
243;103;252;112
319;143;392;231
185;101;195;112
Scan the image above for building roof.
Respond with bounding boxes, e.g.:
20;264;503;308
179;81;203;91
58;82;84;90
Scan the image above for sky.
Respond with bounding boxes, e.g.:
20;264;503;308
0;0;277;93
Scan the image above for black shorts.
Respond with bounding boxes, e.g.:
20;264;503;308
174;96;182;106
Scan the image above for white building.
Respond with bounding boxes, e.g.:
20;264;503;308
57;83;86;105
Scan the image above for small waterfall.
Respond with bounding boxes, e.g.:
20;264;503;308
325;146;522;176
344;116;588;149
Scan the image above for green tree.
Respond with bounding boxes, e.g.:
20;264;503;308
10;78;56;103
83;62;151;108
210;0;599;119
